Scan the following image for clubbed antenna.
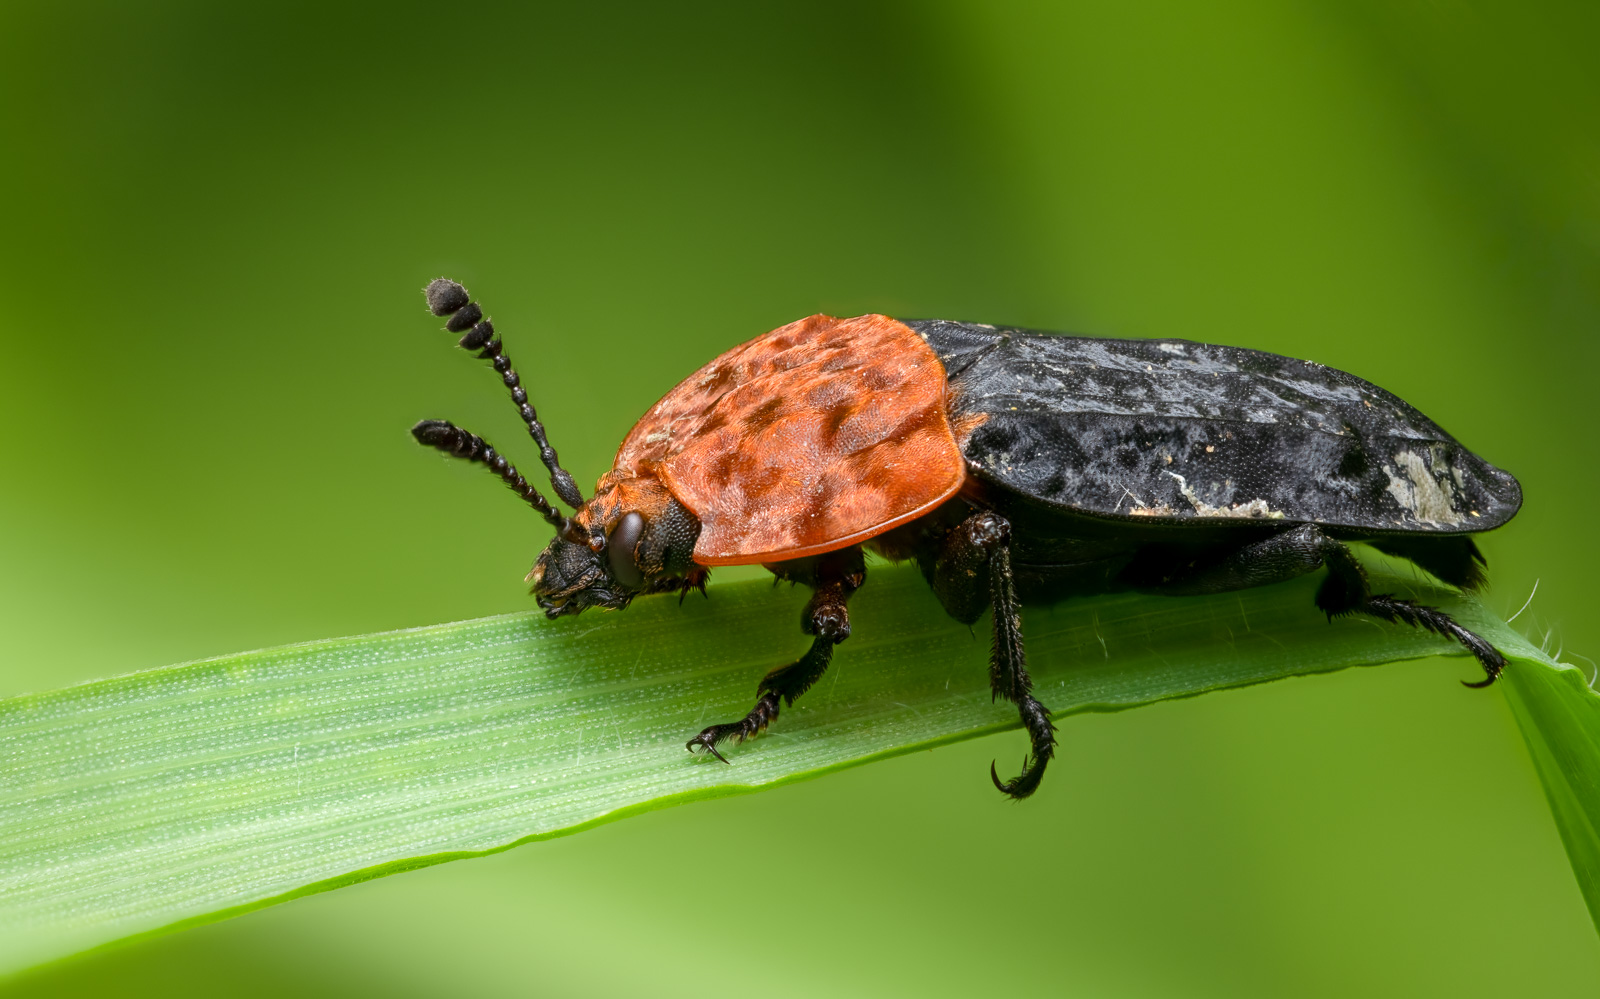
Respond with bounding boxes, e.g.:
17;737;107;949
424;278;585;510
412;420;570;533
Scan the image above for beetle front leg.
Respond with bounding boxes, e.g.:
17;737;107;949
934;511;1056;800
686;549;863;763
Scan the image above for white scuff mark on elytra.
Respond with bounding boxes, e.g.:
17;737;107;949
1116;484;1151;514
1165;472;1286;519
1507;578;1540;623
1382;450;1466;527
1128;500;1176;516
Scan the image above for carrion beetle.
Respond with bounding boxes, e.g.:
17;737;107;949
412;279;1521;799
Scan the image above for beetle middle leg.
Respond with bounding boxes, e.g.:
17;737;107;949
930;511;1056;800
685;548;864;763
1138;523;1506;687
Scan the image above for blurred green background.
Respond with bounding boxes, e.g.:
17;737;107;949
2;1;1598;995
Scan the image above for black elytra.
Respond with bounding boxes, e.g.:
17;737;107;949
412;282;1522;800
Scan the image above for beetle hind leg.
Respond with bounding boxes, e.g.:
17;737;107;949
1140;523;1506;687
1316;541;1507;687
686;550;862;763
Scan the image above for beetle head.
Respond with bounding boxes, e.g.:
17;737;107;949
527;477;703;619
526;522;631;617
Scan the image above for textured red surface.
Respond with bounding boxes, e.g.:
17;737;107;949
601;314;965;566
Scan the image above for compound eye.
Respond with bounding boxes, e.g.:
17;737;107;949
606;511;646;590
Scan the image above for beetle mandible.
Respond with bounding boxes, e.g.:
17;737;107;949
412;279;1520;798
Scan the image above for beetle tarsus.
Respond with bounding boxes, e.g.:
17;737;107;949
684;552;859;762
686;688;785;762
990;694;1055;799
685;628;841;762
991;758;1043;798
1361;594;1507;687
687;723;745;763
991;755;1043;799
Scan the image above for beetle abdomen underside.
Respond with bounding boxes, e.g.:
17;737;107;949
906;320;1521;534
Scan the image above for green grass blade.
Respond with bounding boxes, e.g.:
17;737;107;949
0;561;1588;974
1501;652;1600;932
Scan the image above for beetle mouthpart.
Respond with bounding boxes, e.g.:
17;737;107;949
536;594;576;618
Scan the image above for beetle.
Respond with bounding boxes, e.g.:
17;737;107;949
412;278;1520;798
